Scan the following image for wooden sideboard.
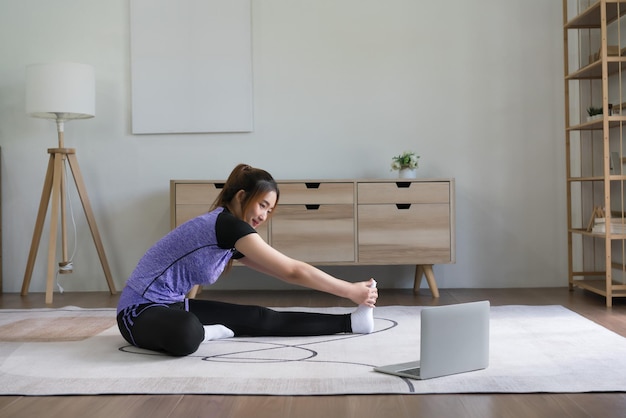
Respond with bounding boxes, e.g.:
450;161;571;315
170;178;455;297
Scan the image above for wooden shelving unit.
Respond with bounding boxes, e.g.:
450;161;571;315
563;0;626;306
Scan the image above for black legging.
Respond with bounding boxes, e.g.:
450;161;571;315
117;299;352;356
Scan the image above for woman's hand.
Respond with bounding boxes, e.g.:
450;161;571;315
349;278;378;307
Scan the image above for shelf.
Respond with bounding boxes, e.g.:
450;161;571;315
571;278;626;297
565;1;626;29
567;116;626;130
570;227;626;240
566;56;626;80
567;176;604;182
567;175;626;181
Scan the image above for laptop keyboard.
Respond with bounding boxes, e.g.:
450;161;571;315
399;367;421;377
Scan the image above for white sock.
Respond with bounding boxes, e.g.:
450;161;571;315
351;305;374;334
203;325;234;342
350;280;377;334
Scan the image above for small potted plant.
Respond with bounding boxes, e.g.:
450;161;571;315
391;151;420;178
587;106;603;121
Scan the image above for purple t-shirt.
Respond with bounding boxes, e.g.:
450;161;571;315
117;207;255;314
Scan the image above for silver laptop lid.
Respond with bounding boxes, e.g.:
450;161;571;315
419;300;490;379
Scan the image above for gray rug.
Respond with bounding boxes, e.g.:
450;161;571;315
0;305;625;395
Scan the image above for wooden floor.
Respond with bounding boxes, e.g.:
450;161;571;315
1;287;626;418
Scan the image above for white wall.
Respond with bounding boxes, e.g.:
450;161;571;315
0;0;566;293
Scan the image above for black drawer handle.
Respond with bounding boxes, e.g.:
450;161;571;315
214;183;225;189
395;182;411;188
305;204;320;210
396;203;411;210
305;182;321;189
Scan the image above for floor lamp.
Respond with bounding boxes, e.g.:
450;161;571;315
21;62;117;304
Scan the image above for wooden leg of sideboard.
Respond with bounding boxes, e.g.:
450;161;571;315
423;265;440;298
414;264;440;298
414;265;424;293
187;284;200;299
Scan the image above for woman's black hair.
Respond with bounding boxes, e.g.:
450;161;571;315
212;164;280;217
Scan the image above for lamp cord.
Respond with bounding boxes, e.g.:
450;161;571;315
56;159;79;294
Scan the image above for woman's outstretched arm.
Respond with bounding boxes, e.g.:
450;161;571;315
236;233;378;307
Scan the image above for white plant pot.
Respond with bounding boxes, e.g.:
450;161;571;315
399;168;417;179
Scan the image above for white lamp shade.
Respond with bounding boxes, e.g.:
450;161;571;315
26;62;95;120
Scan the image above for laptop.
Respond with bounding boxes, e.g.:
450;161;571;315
374;300;490;380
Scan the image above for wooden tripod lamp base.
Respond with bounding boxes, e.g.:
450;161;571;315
21;148;117;304
22;62;115;303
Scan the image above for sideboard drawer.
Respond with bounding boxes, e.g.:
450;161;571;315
357;182;449;204
175;203;268;242
271;204;355;263
174;182;220;226
172;181;268;241
278;182;354;205
175;204;212;226
176;183;224;205
357;203;451;264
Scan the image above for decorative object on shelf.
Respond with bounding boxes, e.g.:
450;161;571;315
586;104;614;122
610;151;621;174
398;167;417;179
586;206;606;232
590;45;626;62
21;62;117;304
587;205;626;234
612;102;626;115
587;105;603;121
591;217;626;234
391;151;419;178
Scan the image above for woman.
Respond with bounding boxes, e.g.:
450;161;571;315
117;164;378;356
